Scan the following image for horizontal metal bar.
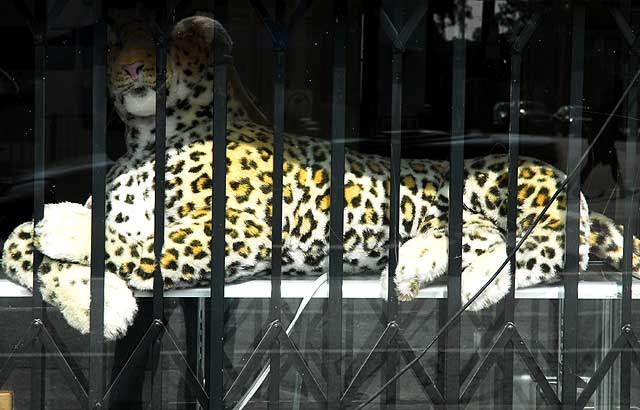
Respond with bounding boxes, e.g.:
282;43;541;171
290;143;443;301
2;274;638;299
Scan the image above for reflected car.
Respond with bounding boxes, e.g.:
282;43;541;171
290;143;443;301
492;101;554;134
552;105;594;136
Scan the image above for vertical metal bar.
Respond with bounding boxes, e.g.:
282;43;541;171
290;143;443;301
386;5;401;323
153;0;168;324
619;4;637;408
89;1;107;407
436;298;447;394
446;3;466;408
503;51;522;410
152;5;169;409
32;1;47;409
384;2;404;408
562;4;585;408
210;3;228;409
328;0;346;407
359;0;380;139
269;2;286;408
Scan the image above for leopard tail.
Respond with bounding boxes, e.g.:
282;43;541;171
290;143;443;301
589;211;640;274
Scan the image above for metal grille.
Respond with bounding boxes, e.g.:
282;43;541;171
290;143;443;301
0;1;639;409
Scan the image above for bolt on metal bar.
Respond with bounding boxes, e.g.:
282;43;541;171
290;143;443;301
328;0;346;407
89;0;107;407
269;0;286;405
32;1;47;408
210;2;228;408
446;3;466;408
561;4;585;408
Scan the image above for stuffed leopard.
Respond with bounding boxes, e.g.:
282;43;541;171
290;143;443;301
2;15;638;340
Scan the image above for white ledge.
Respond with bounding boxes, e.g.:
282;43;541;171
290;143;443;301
1;275;638;299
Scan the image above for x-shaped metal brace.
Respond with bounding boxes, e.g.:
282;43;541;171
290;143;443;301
223;319;327;406
576;325;640;409
460;322;560;408
0;319;89;409
341;321;444;407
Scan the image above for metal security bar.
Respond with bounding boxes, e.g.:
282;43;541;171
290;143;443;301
328;0;346;407
1;1;640;410
89;0;107;407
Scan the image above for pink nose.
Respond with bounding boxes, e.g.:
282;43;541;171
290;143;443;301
121;61;144;80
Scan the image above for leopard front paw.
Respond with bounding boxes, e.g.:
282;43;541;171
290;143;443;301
461;245;511;311
387;232;449;302
36;202;91;265
396;277;421;301
40;264;138;340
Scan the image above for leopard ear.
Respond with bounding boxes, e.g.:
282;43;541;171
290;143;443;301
172;15;233;54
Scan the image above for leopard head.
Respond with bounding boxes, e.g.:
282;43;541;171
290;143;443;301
107;12;232;118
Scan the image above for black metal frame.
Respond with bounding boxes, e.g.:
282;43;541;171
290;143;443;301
1;1;640;409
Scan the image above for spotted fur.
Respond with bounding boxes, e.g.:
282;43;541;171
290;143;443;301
2;16;638;338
